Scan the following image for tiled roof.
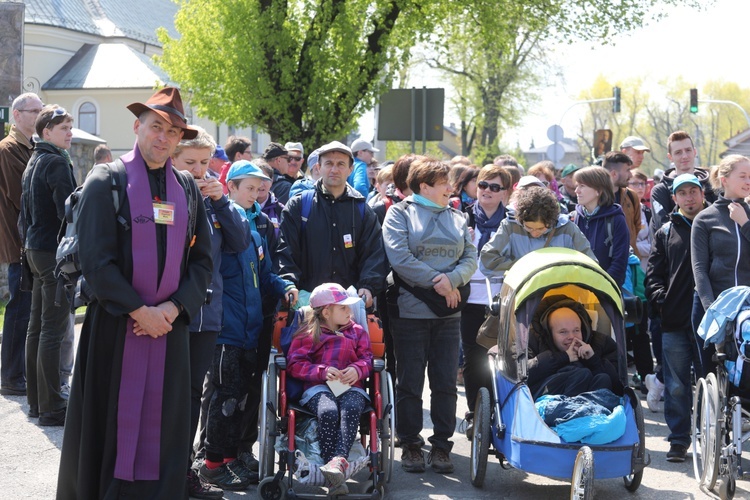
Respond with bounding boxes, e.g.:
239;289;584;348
43;43;173;89
24;0;178;46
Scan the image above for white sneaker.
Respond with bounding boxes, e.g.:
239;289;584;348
644;374;664;413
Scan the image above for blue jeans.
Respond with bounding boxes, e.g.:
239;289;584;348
1;262;31;387
391;316;460;452
662;329;700;447
691;292;715;378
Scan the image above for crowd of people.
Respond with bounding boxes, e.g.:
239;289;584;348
1;86;749;498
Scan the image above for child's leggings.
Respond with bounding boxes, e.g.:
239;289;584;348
305;389;367;462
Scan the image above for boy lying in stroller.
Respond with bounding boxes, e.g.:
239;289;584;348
528;295;624;400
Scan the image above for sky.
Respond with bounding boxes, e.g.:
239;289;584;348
360;0;750;153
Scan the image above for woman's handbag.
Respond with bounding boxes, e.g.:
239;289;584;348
476;310;499;349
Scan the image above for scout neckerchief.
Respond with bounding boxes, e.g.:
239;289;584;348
114;142;188;481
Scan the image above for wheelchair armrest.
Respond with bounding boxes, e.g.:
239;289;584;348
274;356;287;370
372;358;385;372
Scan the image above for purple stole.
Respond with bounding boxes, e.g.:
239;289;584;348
114;144;188;481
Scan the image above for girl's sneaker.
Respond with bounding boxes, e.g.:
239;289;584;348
321;456;349;487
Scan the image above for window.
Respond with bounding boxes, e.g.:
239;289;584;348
78;101;97;135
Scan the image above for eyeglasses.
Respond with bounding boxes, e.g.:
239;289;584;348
288;156;303;162
18;109;42;114
628;181;646;188
477;181;507;192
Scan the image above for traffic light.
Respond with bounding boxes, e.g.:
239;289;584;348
690;88;698;113
613;87;621;113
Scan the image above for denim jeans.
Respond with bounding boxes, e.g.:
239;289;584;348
391;316;460;452
662;329;700;447
1;262;31;387
691;292;716;378
26;250;69;413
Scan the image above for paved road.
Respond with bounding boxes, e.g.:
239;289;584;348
2;328;749;499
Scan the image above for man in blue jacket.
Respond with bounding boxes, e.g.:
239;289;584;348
349;138;378;198
200;161;297;491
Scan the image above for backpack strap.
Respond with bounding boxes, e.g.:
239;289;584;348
300;189;314;234
107;159;130;231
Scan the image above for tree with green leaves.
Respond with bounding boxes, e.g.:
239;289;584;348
158;0;436;153
429;0;708;160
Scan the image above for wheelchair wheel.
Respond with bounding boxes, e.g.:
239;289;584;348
258;360;278;479
693;373;721;489
623;387;645;492
257;476;288;500
692;377;708;483
570;446;594;500
380;371;395;483
470;387;491;488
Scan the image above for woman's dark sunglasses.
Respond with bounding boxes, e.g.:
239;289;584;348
477;181;507;192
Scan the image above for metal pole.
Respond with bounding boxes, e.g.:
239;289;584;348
699;99;750;128
422;86;427;154
410;87;416;154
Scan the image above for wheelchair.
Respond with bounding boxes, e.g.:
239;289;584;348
257;310;395;499
692;351;750;499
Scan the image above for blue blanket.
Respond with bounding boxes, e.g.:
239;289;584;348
535;389;627;444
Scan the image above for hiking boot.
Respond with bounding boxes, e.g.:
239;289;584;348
199;462;250;491
320;456;349;487
225;459;259;485
238;450;260;472
427;447;454;474
39;407;66;426
400;444;425;473
644;374;664;413
666;444;687;463
187;468;224;499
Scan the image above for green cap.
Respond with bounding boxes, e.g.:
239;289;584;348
561;163;581;178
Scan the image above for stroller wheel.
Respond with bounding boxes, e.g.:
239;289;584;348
257;476;288;500
718;475;736;500
470;387;491;488
570;446;594;500
693;374;721;490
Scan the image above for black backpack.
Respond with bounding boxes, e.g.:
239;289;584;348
55;160;128;308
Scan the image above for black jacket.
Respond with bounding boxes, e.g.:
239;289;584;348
21;141;77;252
270;170;295;205
277;180;387;294
646;210;699;331
526;295;622;396
650;166;715;235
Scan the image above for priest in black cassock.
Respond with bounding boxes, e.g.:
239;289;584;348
57;87;213;499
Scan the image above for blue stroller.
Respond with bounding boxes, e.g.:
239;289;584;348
471;248;649;499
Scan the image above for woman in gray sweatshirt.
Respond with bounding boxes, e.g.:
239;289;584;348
382;157;477;475
691;155;750;311
691;155;750;376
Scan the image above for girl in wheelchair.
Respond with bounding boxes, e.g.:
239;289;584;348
287;283;374;494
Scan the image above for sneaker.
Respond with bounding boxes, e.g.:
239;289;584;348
462;411;474;440
666;444;687;463
427;447;454;474
225;459;259;485
187;468;224;499
400;444;425;473
320;456;349;487
237;450;259;472
456;367;464;387
61;383;71;401
39;407;66;426
742;418;750;433
644;374;665;413
0;384;27;396
199;462;250;491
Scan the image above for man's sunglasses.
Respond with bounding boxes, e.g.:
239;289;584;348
477;181;507;192
288;156;303;162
